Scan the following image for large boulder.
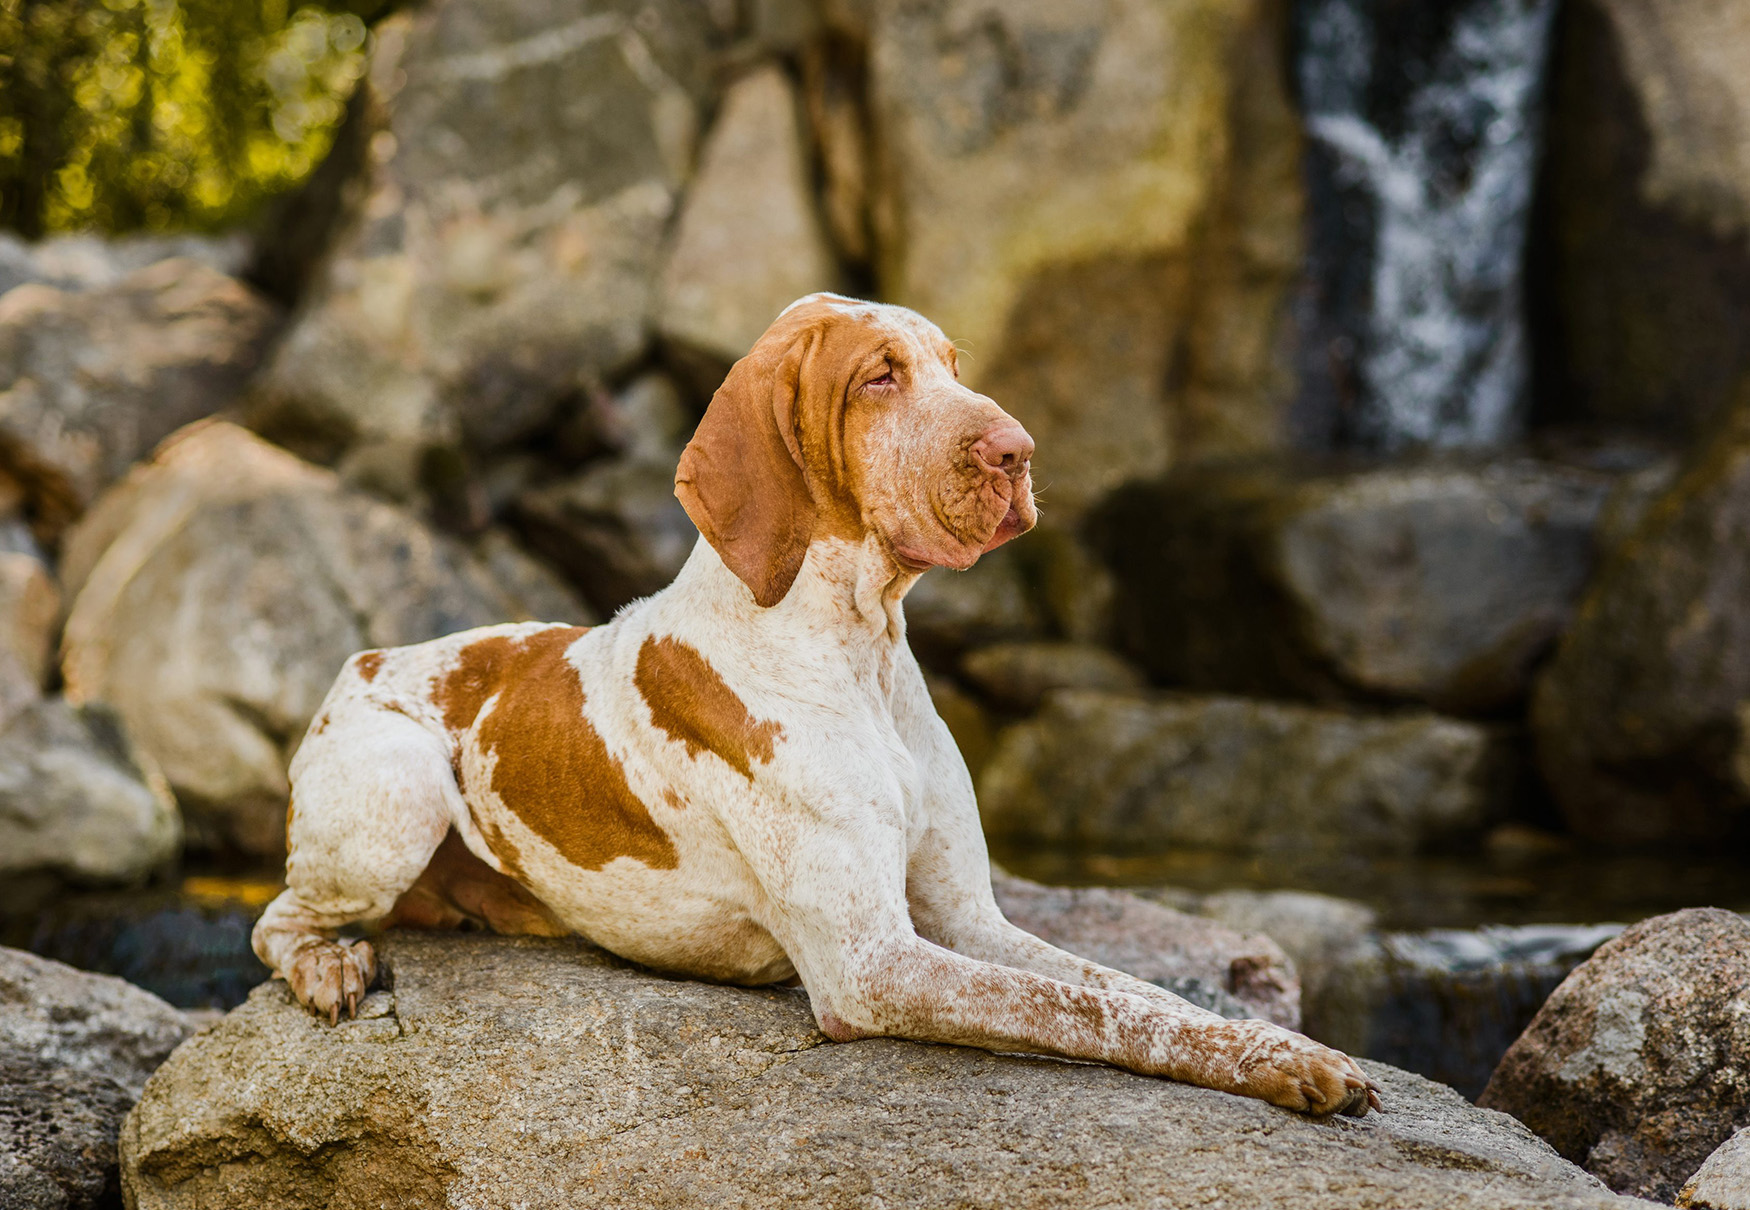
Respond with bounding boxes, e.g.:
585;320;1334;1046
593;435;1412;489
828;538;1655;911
251;0;724;488
0;699;181;911
657;64;840;373
977;690;1510;855
1;947;193;1210
0;257;279;536
1094;457;1622;712
124;932;1650;1209
1531;416;1750;843
59;421;587;857
1480;908;1750;1202
866;0;1302;510
1536;0;1750;439
990;871;1299;1026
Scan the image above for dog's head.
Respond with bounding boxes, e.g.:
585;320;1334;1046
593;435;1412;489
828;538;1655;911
675;293;1036;607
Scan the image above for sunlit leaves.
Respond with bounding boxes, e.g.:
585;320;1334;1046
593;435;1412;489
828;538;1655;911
0;0;386;236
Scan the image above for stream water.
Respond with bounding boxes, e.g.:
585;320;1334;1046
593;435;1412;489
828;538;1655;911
1294;0;1559;449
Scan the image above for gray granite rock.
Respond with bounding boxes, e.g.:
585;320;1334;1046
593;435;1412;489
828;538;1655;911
959;640;1144;711
0;699;180;907
1533;411;1750;843
252;0;723;483
1095;458;1619;712
1480;908;1750;1201
1681;1127;1750;1210
991;871;1299;1027
0;257;278;536
0;948;193;1210
658;63;839;368
978;690;1511;855
123;932;1650;1209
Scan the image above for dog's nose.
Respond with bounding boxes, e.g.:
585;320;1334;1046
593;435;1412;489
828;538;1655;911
971;422;1034;476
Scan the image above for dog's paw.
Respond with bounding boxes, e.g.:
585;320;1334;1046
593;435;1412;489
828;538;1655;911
1202;1019;1383;1117
285;938;377;1025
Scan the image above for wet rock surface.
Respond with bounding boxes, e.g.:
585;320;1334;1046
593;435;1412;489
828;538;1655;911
1095;458;1620;712
124;932;1648;1210
1532;414;1750;843
978;689;1509;855
0;257;279;536
1480;908;1750;1201
1;947;194;1210
59;421;581;857
991;871;1299;1026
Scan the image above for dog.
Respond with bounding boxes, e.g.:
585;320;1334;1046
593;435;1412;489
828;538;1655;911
253;294;1381;1118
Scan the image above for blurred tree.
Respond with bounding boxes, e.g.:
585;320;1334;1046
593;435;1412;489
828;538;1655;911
0;0;396;238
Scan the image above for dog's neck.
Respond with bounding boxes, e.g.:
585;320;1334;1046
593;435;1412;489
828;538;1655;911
675;534;922;660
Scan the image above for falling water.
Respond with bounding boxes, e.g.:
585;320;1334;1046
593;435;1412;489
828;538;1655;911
1295;0;1559;449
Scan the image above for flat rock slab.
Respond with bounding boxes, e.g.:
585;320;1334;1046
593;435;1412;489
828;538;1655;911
124;934;1651;1209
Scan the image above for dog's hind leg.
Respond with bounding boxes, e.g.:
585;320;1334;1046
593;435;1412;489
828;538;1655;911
252;703;460;1023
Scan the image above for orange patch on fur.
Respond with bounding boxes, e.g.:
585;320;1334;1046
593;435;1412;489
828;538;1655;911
436;627;678;872
634;635;784;780
355;650;384;681
383;830;568;936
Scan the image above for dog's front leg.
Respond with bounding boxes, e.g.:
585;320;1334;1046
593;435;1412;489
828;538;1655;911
743;811;1377;1117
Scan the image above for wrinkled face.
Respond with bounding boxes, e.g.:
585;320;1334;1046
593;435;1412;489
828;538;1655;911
833;299;1036;572
674;294;1037;606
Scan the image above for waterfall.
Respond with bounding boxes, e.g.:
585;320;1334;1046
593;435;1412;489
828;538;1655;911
1295;0;1559;450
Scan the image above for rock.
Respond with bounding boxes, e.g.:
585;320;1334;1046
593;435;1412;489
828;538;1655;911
959;641;1144;712
1537;0;1750;439
0;231;252;297
1531;415;1750;843
59;421;571;857
658;64;840;370
0;547;60;729
0;946;193;1096
1162;889;1621;1099
1363;924;1624;1102
902;547;1043;658
978;690;1510;856
1681;1128;1750;1210
0;258;279;536
1192;889;1380;1051
0;948;193;1210
0;699;181;910
251;0;721;483
124;932;1649;1209
1480;908;1750;1201
866;0;1302;510
991;871;1299;1027
1095;458;1620;712
512;458;700;616
2;1054;137;1210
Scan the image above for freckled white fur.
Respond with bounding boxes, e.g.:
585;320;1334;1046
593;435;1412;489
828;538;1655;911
251;297;1380;1117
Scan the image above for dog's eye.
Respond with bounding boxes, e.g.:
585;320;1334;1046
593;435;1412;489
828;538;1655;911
867;371;895;388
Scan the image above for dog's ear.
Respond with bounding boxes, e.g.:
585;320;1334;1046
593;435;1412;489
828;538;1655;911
675;330;820;607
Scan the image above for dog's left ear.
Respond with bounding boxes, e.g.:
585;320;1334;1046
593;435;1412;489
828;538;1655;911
675;329;821;607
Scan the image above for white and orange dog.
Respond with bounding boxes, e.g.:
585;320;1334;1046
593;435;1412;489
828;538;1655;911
254;294;1380;1117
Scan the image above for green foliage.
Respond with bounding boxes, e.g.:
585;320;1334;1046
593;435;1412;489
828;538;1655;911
0;0;394;237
